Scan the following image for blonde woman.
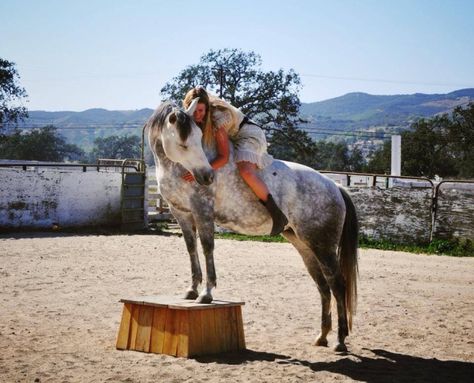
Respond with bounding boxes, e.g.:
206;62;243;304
182;86;288;235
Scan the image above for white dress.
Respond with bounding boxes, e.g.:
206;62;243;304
210;100;273;169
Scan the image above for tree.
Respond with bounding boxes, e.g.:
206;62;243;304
365;140;391;174
401;115;457;178
160;48;314;161
269;125;319;166
0;58;28;130
88;134;141;161
314;141;350;171
0;126;84;161
448;103;474;178
365;103;474;178
347;145;365;173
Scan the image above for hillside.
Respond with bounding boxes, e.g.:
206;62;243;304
21;89;474;149
21;108;154;150
24;108;153;127
300;88;474;133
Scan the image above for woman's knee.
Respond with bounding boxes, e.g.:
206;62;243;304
237;162;256;178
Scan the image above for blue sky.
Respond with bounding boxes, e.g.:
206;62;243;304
1;0;474;111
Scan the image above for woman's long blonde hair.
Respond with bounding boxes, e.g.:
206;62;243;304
183;86;239;147
183;86;214;147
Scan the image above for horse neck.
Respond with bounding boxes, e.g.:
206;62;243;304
152;139;175;172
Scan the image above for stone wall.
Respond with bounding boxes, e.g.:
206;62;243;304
324;173;474;244
432;182;474;241
2;165;473;243
348;186;433;244
0;167;122;229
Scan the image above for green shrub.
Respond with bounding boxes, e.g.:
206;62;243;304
215;233;473;257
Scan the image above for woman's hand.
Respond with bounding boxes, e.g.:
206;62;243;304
182;171;195;182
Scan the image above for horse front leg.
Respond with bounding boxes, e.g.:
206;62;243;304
169;207;202;300
195;216;216;304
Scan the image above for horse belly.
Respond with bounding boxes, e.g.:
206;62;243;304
214;198;272;236
214;216;271;236
211;167;272;235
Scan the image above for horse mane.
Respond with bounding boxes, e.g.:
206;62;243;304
147;101;193;142
174;109;192;142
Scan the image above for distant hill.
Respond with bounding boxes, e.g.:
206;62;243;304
23;108;153;127
21;89;474;149
300;88;474;135
21;108;154;150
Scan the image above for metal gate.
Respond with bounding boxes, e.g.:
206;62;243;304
97;159;146;231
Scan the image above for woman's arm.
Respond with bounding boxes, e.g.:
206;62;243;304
182;126;230;182
210;126;230;170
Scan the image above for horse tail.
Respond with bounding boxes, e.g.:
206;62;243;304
338;186;359;331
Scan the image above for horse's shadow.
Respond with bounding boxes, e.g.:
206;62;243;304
194;348;473;382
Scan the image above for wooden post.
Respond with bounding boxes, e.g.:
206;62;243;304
116;296;245;357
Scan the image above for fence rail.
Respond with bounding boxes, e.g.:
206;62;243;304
2;162;472;243
0;161;142;172
146;168;474;243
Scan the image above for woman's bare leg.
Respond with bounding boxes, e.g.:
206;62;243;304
237;161;288;235
237;161;269;201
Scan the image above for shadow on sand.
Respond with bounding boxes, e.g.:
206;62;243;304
195;348;473;382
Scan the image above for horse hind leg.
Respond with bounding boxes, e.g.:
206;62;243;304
313;245;350;352
282;231;332;347
307;258;333;347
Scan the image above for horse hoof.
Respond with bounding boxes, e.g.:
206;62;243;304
196;294;213;304
184;290;199;300
334;343;348;352
315;338;328;347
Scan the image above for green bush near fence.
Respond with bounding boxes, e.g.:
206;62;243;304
214;232;473;257
426;238;473;257
152;222;473;257
359;236;473;257
215;232;288;243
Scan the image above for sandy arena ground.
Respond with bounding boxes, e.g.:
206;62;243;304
0;232;473;382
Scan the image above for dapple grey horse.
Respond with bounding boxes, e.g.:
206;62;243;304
147;100;359;351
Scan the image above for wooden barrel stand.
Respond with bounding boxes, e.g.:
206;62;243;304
116;296;245;357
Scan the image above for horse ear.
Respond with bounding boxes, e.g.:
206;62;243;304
185;97;200;115
169;112;177;124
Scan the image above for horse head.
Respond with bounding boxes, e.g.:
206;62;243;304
148;99;214;186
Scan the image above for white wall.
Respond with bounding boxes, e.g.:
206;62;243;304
0;167;122;229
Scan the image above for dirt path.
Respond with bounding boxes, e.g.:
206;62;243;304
1;233;473;382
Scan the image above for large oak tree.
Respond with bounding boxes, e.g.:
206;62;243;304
160;48;315;163
0;58;28;130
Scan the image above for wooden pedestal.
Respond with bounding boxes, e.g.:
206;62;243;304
116;296;245;357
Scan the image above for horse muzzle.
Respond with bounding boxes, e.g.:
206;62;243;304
193;168;214;186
